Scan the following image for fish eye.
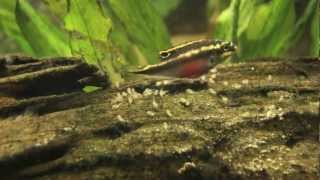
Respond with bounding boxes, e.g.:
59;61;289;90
223;43;236;52
159;51;171;59
223;46;230;51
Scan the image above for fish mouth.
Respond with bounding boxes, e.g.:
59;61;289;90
221;43;237;58
221;51;234;58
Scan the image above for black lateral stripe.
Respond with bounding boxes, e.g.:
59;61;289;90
159;39;223;60
133;51;212;74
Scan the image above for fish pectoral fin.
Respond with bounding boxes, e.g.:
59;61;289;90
126;65;146;73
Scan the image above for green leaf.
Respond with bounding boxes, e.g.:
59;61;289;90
63;1;108;63
214;0;318;59
15;0;71;57
245;4;270;40
0;0;34;55
207;0;231;18
310;4;319;56
64;1;111;42
150;0;182;17
97;2;141;66
237;0;256;37
43;0;68;18
83;86;102;93
212;2;233;41
64;0;123;83
264;1;295;56
260;0;317;57
241;0;296;58
213;0;255;41
104;0;171;64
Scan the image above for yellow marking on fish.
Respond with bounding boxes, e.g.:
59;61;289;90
159;39;209;54
131;39;237;76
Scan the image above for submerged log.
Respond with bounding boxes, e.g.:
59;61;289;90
0;55;319;179
0;55;108;98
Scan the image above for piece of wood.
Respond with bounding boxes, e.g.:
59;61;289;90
0;56;319;179
0;55;109;98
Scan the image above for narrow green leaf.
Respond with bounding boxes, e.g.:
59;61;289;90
0;0;34;55
15;0;71;57
264;0;295;56
83;86;102;93
286;0;318;56
213;0;256;40
231;0;240;45
310;3;319;56
207;0;231;18
104;0;171;64
241;0;295;58
150;0;182;18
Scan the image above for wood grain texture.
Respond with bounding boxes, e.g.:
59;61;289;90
0;56;319;179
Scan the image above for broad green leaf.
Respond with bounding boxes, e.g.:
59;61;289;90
64;0;111;65
245;4;270;40
97;1;141;66
241;0;295;58
237;0;256;37
105;0;171;64
43;0;68;18
109;28;142;66
212;2;233;41
150;0;182;17
15;0;71;57
64;0;122;83
213;0;256;41
0;0;34;55
64;0;111;42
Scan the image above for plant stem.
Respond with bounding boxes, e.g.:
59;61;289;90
232;0;240;60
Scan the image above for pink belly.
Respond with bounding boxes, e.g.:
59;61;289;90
178;58;210;78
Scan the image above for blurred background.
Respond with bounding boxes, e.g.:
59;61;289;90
166;0;318;58
0;0;319;82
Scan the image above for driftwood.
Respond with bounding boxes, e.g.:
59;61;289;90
0;55;319;179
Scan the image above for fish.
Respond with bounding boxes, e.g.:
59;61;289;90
130;39;237;78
